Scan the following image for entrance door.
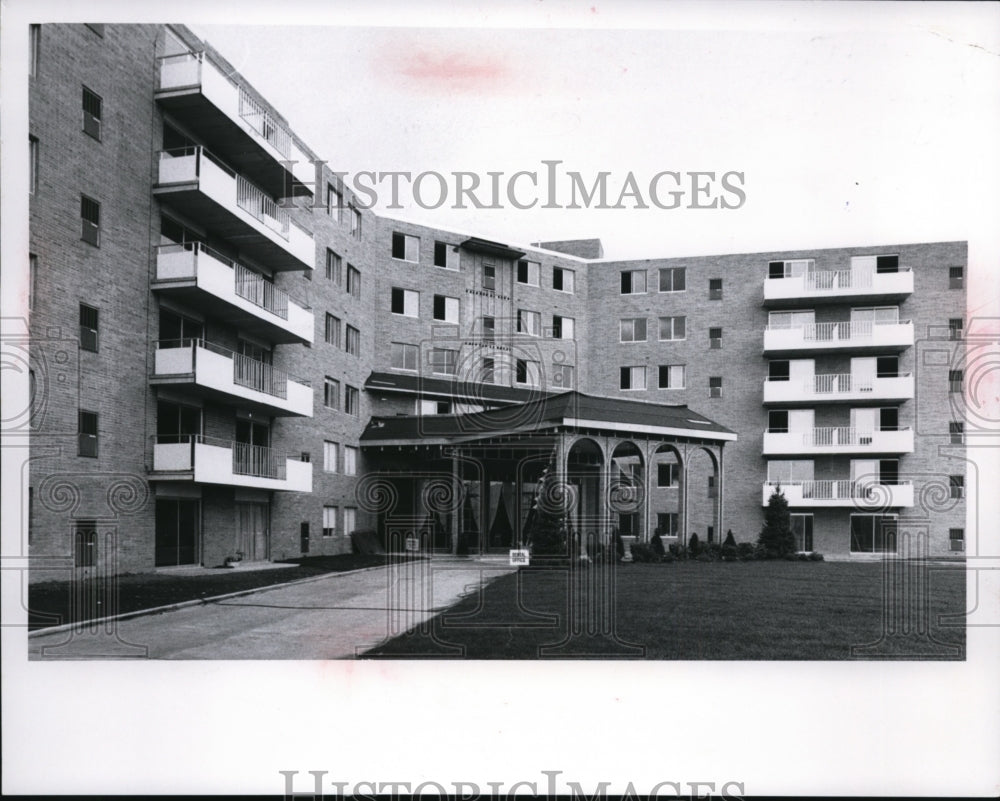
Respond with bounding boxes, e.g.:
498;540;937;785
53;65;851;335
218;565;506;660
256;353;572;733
236;502;270;561
157;400;201;443
155;498;200;566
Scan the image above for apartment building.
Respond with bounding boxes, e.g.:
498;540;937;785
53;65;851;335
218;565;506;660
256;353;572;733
25;24;967;582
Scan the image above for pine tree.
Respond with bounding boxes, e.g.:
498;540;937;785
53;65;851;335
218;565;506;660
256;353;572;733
759;484;796;557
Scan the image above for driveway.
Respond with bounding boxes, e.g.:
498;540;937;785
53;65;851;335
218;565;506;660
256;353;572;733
28;557;516;660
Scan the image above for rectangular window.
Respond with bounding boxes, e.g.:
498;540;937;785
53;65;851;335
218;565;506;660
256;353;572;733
620;269;647;294
74;520;97;567
517;309;541;337
658;316;686;341
323;506;337;538
791;514;814;552
657;462;679;488
29;24;40;77
79;303;99;352
517;260;540;286
949;527;964;552
325;249;342;283
391;287;419;317
949;266;964;289
709;376;722;397
482;316;495;342
949;370;963;393
323;376;340;409
29;255;37;311
656;513;679;538
949;475;964;499
850;514;897;553
768;410;789;433
769;259;815;278
345;385;360;416
343;507;357;537
81;195;100;246
324;313;341;347
434;241;458;270
768;310;815;330
391;342;418;371
350;206;362;238
345;325;360;356
709;327;722;349
430;348;458;376
29;136;38;195
433;295;459;324
346;265;361;299
552;363;574;389
620;318;647;343
323;440;339;472
481;357;495;384
344;445;358;475
950;422;964;444
620;365;646;390
78;410;98;457
327;184;342;220
658;267;686;292
483;264;496;291
392;232;420;262
552;315;574;340
658;364;685;389
949;318;964;340
82;86;102;140
553;267;575;293
708;278;723;300
516;358;540;386
767;460;814;483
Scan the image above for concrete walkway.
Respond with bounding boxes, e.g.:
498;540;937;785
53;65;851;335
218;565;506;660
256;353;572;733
28;557;516;660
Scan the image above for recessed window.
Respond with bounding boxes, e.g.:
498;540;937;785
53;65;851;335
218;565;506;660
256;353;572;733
323;440;339;472
392;232;420;262
620;365;646;391
325;249;342;283
81;195;100;246
482;316;496;342
552;363;574;389
350;206;362;238
658;316;686;341
78;410;98;457
345;385;360;416
74;520;97;567
391;287;419;317
656;513;679;537
949;266;964;289
709;278;723;300
344;508;357;537
657;462;679;488
391;342;418;371
344;445;358;475
949;370;963;393
709;376;722;398
949;527;964;552
82;86;102;140
553;267;575;293
949;475;964;499
850;514;897;553
345;324;360;356
658;364;685;389
949;422;964;444
481;357;495;384
791;514;814;551
79;303;99;352
769;259;815;278
346;265;361;299
434;241;458;270
658;267;686;292
29;136;38;195
552;315;575;340
324;313;341;347
948;318;964;340
433;294;459;324
323;376;340;409
323;506;337;538
620;318;647;343
327;184;342;221
620;269;646;294
29;25;40;77
517;309;541;337
517;260;540;286
768;410;789;433
430;348;458;376
709;327;722;349
516;358;541;386
483;264;496;291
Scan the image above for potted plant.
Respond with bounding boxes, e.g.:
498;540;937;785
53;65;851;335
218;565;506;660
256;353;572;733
225;551;244;568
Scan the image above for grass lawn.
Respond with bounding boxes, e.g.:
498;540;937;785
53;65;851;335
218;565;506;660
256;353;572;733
26;554;405;632
366;560;966;660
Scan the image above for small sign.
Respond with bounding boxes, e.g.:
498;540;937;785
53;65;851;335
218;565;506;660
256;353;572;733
509;549;530;566
405;536;420;552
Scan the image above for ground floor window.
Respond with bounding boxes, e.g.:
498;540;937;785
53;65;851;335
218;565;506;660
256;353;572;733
618;512;638;537
850;513;897;553
791;513;813;552
155;499;200;566
656;512;678;537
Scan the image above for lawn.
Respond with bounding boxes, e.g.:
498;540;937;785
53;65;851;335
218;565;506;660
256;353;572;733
365;560;966;660
26;554;405;632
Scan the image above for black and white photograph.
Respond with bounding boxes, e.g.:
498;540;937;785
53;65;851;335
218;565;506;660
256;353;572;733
2;0;998;796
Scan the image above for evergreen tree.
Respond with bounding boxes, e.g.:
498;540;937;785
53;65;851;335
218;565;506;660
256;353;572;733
688;532;701;556
650;529;666;558
759;484;797;557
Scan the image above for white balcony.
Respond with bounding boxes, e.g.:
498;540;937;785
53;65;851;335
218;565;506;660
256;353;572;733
764;268;913;306
154;147;314;271
156;51;314;196
151;436;312;492
763;320;913;356
151;340;313;417
762;481;914;508
763;373;915;405
762;427;914;455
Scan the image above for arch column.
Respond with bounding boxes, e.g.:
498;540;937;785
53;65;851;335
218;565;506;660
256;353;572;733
716;444;726;541
680;443;690;548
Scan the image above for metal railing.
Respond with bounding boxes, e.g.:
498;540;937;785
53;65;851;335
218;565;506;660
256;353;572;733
236;173;290;238
766;265;911;290
152;434;288;480
765;319;909;342
764;372;912;395
238;88;292;158
155;338;310;395
765;479;911;500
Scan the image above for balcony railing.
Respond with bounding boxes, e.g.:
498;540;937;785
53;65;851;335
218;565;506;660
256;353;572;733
763;480;914;507
763;320;913;352
763;426;915;454
236;172;289;238
763;372;915;403
238;88;291;159
157;338;302;399
233;262;288;319
764;267;914;303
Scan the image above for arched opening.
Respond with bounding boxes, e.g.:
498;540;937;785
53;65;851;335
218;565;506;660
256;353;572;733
609;440;645;540
651;444;684;542
686;446;720;545
566;437;605;548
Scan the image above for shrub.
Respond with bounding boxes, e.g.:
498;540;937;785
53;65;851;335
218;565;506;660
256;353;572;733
759;485;797;558
612;528;625;561
650;531;666;558
736;542;756;561
688;533;701;556
696;551;715;562
668;543;688;560
809;552;825;561
630;542;657;563
723;529;737;548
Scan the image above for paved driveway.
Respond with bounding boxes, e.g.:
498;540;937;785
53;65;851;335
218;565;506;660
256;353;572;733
28;558;515;660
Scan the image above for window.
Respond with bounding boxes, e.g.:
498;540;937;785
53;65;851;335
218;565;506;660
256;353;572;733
323;376;340;409
430;348;458;376
948;318;964;340
301;452;310;463
482;316;495;342
81;195;100;246
658;316;686;341
708;278;723;300
323;506;337;538
768;259;814;278
949;266;964;289
343;508;357;537
658;267;686;292
345;325;360;356
350;206;362;238
949;370;963;393
481;357;495;384
656;513;679;538
620;318;647;343
768;410;789;433
950;422;964;444
325;249;342;283
517;260;539;286
392;232;420;262
709;376;722;398
552;363;574;389
553;267;575;293
483;264;496;291
707;475;717;497
791;514;814;552
620;269;646;294
949;475;964;499
78;410;98;457
552;315;574;340
516;358;541;386
433;295;459;324
82;86;102;140
657;463;679;488
434;241;458;269
29;136;38;195
850;514;897;553
74;520;97;567
345;385;360;416
323;440;339;472
327;183;342;220
391;287;419;317
949;527;964;552
767;460;814;483
391;342;418;371
344;446;358;476
620;366;646;390
324;313;341;347
29;25;39;77
709;327;722;349
346;265;361;299
768;310;814;329
517;309;541;337
29;255;37;311
658;364;685;389
79;303;99;352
